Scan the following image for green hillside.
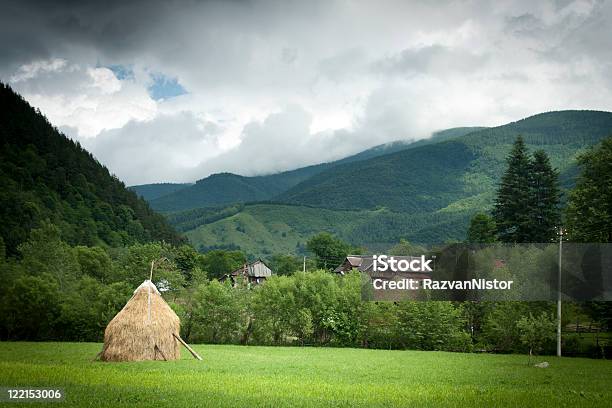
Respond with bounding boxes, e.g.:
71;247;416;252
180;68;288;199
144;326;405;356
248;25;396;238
279;111;612;211
129;182;192;201
182;204;365;255
281;140;479;212
172;111;612;257
174;202;477;257
329;126;486;165
0;83;183;255
147;127;484;213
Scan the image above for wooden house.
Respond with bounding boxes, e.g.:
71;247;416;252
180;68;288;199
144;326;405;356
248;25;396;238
334;255;431;281
221;259;272;286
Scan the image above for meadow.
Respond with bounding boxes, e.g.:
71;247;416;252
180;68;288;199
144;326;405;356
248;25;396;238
1;343;611;407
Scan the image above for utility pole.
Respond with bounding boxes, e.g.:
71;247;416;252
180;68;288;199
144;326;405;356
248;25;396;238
557;227;563;357
303;256;306;274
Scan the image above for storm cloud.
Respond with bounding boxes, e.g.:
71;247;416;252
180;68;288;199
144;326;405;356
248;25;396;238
1;0;611;184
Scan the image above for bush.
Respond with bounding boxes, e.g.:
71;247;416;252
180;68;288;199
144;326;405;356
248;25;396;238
190;280;248;344
516;312;556;362
396;301;471;351
0;273;61;340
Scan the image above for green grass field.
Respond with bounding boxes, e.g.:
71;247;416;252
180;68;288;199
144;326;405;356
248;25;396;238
1;343;611;407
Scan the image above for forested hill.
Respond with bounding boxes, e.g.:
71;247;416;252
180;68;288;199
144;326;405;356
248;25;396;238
278;110;612;211
148;168;328;213
0;83;183;255
129;182;193;201
146;127;485;213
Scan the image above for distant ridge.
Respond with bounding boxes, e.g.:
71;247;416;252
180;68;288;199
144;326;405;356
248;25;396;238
130;183;193;201
145;127;485;212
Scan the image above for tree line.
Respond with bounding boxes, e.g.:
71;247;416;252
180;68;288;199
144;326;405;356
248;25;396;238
0;224;603;356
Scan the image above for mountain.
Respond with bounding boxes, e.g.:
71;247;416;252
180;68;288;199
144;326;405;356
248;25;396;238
149;168;324;213
147;126;485;212
172;111;612;256
0;83;183;255
278;111;612;211
130;182;192;201
329;126;486;165
280;140;477;212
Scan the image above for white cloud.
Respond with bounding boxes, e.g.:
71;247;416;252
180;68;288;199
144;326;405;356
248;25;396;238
10;58;71;82
87;67;121;94
9;61;157;138
2;0;612;184
85;111;221;185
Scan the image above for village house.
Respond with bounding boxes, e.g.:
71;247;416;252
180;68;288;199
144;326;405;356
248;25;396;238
221;259;272;286
334;256;373;274
334;255;432;281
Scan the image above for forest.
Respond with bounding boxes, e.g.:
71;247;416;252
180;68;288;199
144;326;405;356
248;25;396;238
0;84;183;256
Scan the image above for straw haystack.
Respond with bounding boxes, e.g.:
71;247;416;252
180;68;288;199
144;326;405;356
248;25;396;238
101;280;181;362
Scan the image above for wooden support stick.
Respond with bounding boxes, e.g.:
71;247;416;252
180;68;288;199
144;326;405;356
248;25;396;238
173;333;203;361
155;344;167;361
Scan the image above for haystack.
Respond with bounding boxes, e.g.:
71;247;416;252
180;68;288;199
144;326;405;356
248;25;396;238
101;280;181;362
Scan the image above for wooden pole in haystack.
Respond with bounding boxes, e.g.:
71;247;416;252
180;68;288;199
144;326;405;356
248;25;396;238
149;257;170;281
173;333;203;360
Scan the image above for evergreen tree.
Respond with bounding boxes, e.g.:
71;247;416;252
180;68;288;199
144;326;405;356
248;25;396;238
526;150;561;242
466;213;496;243
493;136;532;243
566;136;612;242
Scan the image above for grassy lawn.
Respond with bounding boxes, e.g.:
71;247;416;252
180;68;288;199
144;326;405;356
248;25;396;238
0;343;611;407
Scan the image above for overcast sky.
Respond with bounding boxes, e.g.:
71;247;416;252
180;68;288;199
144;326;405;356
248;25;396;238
2;0;612;185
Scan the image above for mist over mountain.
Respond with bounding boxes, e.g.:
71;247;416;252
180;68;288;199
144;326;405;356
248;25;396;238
138;127;485;213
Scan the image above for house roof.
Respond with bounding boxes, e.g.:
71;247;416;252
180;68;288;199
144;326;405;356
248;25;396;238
334;255;374;273
230;259;272;277
334;255;425;276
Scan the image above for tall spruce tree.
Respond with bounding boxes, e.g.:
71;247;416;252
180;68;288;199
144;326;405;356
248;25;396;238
493;136;532;243
526;150;561;242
